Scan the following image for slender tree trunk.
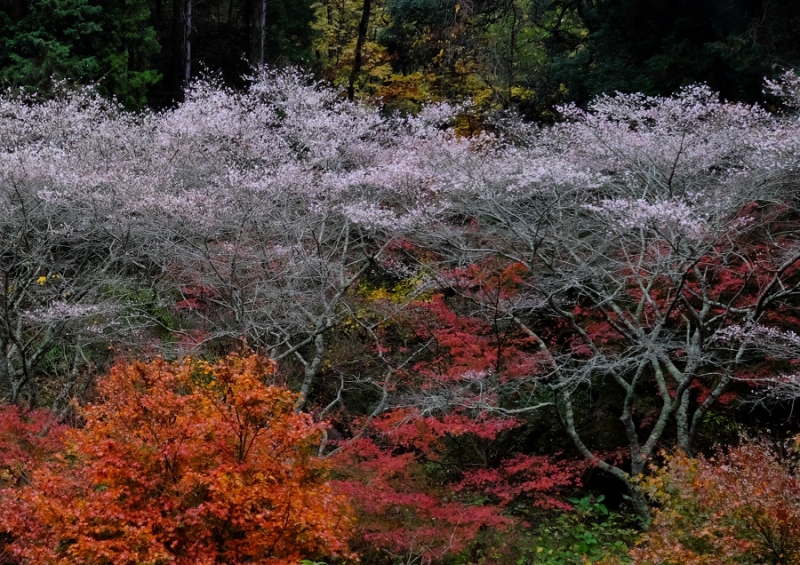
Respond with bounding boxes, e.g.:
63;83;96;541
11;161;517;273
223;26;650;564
0;339;10;402
295;333;325;411
244;0;253;59
558;388;653;529
184;0;192;89
506;2;517;104
171;0;183;93
325;0;339;60
0;272;9;402
347;0;371;101
259;0;267;65
676;388;691;452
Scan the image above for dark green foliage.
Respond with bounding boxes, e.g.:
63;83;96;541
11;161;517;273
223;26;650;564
6;0;799;113
381;0;461;75
545;0;800;106
148;0;315;105
375;0;800;119
92;0;161;108
528;495;637;564
0;0;160;107
0;0;102;89
457;495;637;564
194;0;315;80
263;0;315;65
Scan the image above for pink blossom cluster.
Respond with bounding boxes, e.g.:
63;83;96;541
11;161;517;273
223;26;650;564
22;302;102;324
714;324;800;353
583;197;709;236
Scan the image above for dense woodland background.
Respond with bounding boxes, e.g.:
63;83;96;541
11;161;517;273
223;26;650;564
3;0;800;113
3;1;800;564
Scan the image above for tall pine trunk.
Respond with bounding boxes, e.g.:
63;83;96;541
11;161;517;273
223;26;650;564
171;0;182;94
259;0;267;65
347;0;371;101
183;0;192;89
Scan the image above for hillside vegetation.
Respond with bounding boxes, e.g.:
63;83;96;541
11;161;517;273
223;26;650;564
2;70;800;563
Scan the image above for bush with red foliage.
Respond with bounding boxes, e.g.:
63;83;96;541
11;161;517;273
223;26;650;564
0;405;66;488
330;405;584;564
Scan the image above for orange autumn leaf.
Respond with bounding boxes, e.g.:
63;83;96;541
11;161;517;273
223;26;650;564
0;353;353;565
633;440;800;564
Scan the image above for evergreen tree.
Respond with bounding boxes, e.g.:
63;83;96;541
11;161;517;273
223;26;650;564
544;0;800;107
0;0;160;108
0;0;102;89
93;0;161;107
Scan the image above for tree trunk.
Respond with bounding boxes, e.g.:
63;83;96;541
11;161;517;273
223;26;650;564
259;0;267;65
559;388;653;528
347;0;371;101
171;0;183;93
244;0;253;55
624;481;652;530
0;340;10;402
184;0;192;89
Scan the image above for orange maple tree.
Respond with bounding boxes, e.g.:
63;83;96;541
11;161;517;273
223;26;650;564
633;439;800;564
0;353;353;565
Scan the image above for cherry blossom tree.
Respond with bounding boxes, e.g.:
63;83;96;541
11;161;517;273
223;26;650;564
422;87;800;524
0;88;161;406
135;71;403;409
336;84;800;525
